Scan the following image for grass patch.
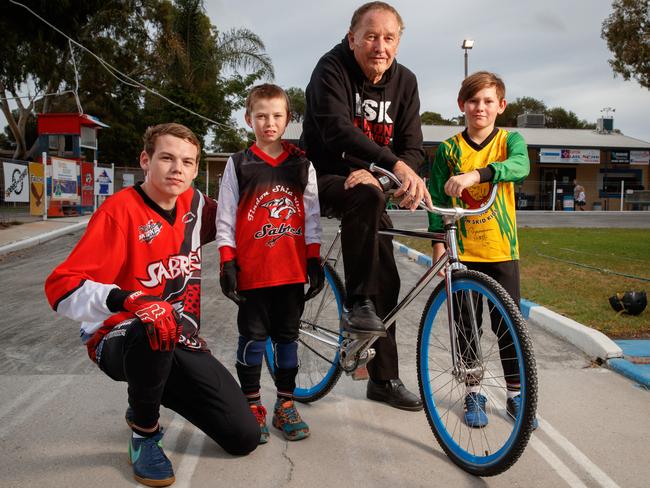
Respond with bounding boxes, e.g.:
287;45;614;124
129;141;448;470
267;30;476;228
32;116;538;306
396;228;650;338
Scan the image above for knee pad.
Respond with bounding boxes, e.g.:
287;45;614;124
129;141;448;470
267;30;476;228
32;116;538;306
236;336;266;366
272;341;298;369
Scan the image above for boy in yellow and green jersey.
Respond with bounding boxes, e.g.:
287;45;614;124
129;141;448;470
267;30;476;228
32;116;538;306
427;71;537;430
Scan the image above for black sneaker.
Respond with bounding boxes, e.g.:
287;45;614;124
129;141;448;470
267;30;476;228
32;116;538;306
366;379;423;411
341;298;386;337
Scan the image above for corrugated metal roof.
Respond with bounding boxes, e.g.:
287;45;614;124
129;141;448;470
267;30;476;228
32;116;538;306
284;122;650;149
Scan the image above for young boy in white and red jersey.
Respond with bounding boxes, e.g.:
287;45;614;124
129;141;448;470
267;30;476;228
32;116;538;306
216;84;323;443
45;123;259;487
428;71;538;430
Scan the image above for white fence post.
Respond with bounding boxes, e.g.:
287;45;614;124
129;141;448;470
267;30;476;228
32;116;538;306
620;180;625;211
93;159;98;212
552;179;557;211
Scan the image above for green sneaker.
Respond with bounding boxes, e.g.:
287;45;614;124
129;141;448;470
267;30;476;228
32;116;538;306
272;399;310;441
250;403;270;444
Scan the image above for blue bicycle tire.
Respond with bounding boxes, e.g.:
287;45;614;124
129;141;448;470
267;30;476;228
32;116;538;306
417;270;537;476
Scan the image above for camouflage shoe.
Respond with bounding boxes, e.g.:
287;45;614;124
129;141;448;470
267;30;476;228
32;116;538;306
272;399;310;441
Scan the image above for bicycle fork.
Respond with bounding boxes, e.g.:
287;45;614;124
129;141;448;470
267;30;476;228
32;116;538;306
444;225;484;385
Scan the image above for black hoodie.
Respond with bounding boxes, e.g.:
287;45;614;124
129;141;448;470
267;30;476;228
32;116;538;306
303;36;425;177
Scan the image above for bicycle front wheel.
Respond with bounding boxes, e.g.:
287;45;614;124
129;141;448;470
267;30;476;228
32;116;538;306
265;261;344;403
417;270;537;476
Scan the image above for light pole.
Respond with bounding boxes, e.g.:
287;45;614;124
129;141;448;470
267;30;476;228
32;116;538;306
462;39;474;78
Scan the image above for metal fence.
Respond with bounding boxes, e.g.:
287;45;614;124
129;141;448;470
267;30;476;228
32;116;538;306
3;161;648;226
513;179;650;211
1;161;217;225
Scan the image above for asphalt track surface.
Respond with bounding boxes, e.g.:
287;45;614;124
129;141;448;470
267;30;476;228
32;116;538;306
0;215;648;487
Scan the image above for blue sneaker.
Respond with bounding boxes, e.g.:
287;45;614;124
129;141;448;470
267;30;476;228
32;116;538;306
128;428;175;487
463;392;488;428
506;395;539;430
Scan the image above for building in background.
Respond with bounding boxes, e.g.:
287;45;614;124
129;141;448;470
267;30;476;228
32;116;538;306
284;123;650;211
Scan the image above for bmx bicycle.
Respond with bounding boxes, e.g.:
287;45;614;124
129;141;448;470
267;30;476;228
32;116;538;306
265;160;538;476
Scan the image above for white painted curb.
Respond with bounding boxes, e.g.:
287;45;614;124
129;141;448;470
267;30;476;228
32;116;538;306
0;220;90;255
527;306;623;361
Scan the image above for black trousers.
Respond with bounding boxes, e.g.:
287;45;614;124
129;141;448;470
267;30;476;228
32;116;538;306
98;319;260;455
236;284;304;395
317;174;399;380
460;260;521;386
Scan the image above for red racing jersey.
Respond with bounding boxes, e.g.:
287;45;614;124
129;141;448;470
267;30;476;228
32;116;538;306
215;142;321;291
45;183;216;361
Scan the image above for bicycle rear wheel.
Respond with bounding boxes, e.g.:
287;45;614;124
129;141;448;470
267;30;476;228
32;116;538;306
265;261;344;403
417;270;537;476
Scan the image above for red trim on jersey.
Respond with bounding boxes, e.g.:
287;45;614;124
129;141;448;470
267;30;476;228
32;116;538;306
306;243;321;259
219;245;237;263
251;143;289;167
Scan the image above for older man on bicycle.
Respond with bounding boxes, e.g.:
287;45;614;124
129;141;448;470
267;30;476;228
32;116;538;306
302;1;431;411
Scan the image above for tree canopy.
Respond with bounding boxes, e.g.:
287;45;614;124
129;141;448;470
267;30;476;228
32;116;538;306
496;97;595;129
286;87;305;123
0;0;273;163
601;0;650;89
420;111;459;125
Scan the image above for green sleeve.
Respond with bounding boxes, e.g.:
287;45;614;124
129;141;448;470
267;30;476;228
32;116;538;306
489;131;530;184
427;143;452;232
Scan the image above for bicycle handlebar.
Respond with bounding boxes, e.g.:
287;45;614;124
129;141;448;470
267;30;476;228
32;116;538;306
341;152;498;219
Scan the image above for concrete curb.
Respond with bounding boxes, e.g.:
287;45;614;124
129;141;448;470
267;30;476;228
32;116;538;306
521;299;623;361
0;220;90;255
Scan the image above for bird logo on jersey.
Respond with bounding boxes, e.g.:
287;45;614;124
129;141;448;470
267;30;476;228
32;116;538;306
260;196;296;220
256;195;302;248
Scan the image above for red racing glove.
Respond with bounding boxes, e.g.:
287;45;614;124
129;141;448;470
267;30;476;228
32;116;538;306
123;291;182;351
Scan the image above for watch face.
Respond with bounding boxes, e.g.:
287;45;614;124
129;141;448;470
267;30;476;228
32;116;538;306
378;175;391;191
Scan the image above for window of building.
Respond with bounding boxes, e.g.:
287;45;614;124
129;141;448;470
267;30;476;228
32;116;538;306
599;168;644;197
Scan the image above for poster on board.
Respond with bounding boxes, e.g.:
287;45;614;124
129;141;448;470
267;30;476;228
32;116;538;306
3;161;29;202
28;162;44;215
94;167;114;196
51;157;79;201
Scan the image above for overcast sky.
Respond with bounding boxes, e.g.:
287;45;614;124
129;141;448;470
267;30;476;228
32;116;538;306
206;0;650;142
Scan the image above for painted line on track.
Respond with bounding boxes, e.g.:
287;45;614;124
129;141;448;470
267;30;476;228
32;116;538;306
0;376;50;423
538;417;621;488
529;434;589;488
0;376;74;438
174;426;205;488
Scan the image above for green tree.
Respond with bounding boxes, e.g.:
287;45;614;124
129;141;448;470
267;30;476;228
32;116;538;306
286;87;305;122
601;0;650;89
0;0;155;162
1;0;274;163
147;0;273;154
420;111;457;125
545;107;596;129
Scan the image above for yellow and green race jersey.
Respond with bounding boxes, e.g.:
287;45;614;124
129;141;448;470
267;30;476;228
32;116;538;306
427;128;529;262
